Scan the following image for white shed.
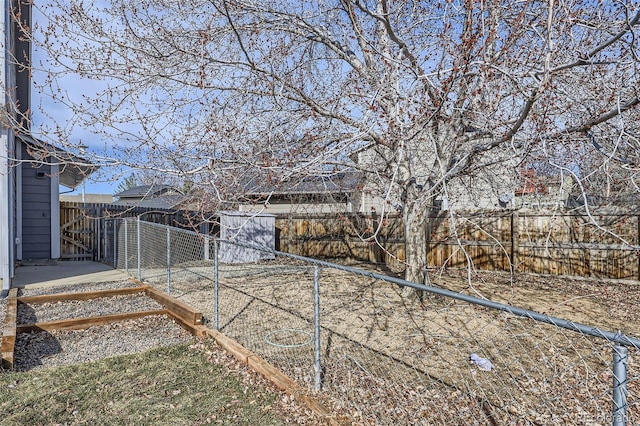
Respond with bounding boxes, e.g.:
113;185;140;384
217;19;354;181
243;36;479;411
219;211;276;263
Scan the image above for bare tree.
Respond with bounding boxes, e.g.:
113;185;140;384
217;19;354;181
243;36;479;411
25;0;640;285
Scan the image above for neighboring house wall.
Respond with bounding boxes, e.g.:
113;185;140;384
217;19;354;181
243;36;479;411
441;159;519;210
514;174;575;210
239;202;353;214
239;198;354;214
61;194;114;203
354;145;519;212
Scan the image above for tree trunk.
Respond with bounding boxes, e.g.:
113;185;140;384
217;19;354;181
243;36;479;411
401;204;429;299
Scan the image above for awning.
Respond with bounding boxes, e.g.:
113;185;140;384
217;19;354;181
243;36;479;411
17;133;99;189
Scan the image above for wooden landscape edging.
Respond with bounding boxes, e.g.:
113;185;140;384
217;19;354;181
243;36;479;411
1;288;18;369
17;286;147;305
4;276;342;423
129;278;203;327
128;278;341;423
15;310;168;333
203;327;343;425
128;278;207;336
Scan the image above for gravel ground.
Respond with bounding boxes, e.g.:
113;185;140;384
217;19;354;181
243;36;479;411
13;316;193;371
16;280;139;297
7;280;194;372
3;280;330;424
17;293;164;324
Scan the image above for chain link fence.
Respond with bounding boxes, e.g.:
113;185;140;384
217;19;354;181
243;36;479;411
104;217;640;425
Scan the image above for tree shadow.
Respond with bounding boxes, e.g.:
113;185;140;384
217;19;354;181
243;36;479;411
12;291;62;371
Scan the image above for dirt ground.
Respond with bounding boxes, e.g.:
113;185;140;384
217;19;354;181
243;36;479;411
427;267;640;336
147;260;640;425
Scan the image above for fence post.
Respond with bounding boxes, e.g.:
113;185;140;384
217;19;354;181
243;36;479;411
613;344;628;426
124;220;128;274
100;219;109;268
137;217;141;280
167;226;171;295
511;210;519;273
313;265;322;391
96;213;101;262
113;220;117;267
214;239;219;331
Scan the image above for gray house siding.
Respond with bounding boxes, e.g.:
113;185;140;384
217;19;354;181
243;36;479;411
20;143;52;260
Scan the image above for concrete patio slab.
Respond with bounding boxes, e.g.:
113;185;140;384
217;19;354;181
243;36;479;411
13;261;130;289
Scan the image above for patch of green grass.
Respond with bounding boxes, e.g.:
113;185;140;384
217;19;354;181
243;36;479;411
0;342;288;425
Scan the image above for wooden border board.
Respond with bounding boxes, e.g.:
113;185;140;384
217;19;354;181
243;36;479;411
17;286;148;305
1;289;18;369
16;310;168;333
129;279;202;326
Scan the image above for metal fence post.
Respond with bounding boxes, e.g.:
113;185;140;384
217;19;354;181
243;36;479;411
124;220;128;274
137;217;141;280
167;226;171;294
313;265;322;391
613;344;628;426
214;239;219;331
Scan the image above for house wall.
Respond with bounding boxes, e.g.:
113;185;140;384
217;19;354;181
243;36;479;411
20;142;52;260
1;0;16;294
0;131;12;294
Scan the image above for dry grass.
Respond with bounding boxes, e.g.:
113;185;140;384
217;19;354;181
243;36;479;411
0;339;324;425
147;260;640;425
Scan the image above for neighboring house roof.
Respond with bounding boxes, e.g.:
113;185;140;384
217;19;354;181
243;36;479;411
17;133;98;189
113;184;189;210
243;172;363;197
114;184;181;199
112;194;190;210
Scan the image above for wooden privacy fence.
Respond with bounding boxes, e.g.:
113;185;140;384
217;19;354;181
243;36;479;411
60;202;640;281
59;202;211;261
275;213;405;264
275;211;640;281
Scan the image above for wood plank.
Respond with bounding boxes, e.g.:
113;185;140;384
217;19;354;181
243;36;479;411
165;311;208;337
16;309;167;333
203;328;338;423
132;280;202;326
204;328;253;364
17;286;149;305
1;289;18;369
247;354;299;393
61;234;91;252
247;355;333;419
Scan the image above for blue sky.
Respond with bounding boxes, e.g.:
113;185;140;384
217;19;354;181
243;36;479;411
30;5;131;196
